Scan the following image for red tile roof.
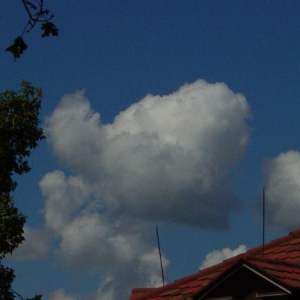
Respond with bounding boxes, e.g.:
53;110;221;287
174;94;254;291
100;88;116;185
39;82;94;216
129;228;300;300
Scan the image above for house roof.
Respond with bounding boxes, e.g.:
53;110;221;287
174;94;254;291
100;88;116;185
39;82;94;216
129;228;300;300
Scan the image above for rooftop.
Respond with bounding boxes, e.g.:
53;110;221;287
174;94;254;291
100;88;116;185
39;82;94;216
129;229;300;300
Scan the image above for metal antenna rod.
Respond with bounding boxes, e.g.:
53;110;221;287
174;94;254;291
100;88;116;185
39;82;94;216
156;225;165;286
262;186;265;256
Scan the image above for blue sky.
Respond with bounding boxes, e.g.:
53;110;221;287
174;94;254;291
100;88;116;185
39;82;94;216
2;1;300;299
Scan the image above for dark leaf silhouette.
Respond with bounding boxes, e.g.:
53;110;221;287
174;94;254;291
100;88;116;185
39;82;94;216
41;21;59;37
6;1;59;60
5;37;28;60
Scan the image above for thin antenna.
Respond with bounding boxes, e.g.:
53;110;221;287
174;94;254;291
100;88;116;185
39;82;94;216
156;225;165;286
262;186;265;256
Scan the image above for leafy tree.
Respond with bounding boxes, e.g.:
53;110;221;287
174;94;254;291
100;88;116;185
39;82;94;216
6;1;58;60
0;81;45;299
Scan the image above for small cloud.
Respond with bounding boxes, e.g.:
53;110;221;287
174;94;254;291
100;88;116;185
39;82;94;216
199;245;247;270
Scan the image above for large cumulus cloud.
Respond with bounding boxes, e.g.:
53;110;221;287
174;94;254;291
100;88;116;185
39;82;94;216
45;80;251;229
39;79;251;299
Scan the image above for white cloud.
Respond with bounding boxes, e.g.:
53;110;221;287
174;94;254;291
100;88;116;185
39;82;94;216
40;170;90;233
9;226;49;261
41;80;251;299
45;79;251;229
199;244;247;270
48;288;79;300
263;150;300;231
40;170;169;300
93;249;168;300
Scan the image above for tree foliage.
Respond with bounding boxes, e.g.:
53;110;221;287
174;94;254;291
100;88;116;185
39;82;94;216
6;1;58;60
0;81;45;196
0;81;45;299
0;196;25;260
